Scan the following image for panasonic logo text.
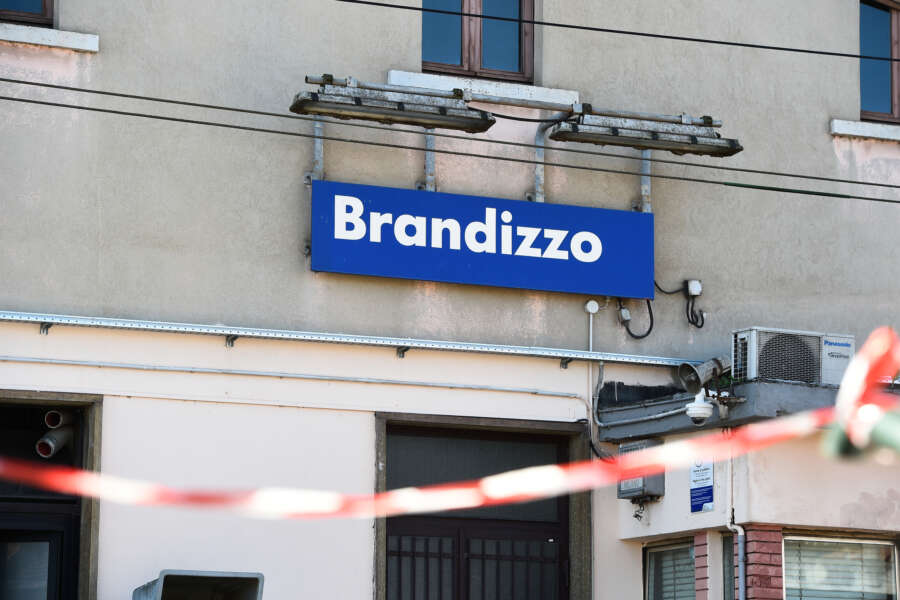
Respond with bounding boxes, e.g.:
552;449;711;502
824;340;852;348
333;195;603;263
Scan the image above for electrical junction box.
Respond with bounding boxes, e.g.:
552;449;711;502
617;439;665;500
732;327;855;387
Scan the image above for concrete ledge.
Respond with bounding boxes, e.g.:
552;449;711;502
830;119;900;143
0;23;98;52
596;381;837;442
388;69;579;104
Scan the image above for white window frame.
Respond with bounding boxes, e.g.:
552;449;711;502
782;535;900;599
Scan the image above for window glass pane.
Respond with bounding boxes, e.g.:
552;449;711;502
860;2;893;114
0;0;43;13
647;545;695;600
1;541;50;600
423;0;462;66
482;0;520;72
387;431;560;521
723;535;735;600
784;539;898;600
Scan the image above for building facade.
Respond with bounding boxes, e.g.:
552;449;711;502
1;0;899;598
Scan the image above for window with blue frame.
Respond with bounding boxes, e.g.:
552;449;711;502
0;0;52;26
422;0;533;83
860;1;900;122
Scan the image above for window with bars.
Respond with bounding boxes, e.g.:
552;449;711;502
422;0;534;83
860;1;900;122
784;537;899;600
0;0;53;26
645;543;696;600
385;427;568;600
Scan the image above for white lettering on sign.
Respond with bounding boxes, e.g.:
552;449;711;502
333;195;604;263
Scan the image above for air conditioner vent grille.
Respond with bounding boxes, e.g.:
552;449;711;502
733;333;748;382
757;331;821;385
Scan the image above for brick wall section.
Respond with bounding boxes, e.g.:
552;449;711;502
695;532;709;600
741;525;784;600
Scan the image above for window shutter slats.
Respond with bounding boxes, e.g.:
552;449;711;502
647;545;695;600
784;539;897;600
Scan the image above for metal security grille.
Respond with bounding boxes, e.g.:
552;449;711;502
757;331;821;385
387;535;455;600
732;333;749;382
466;537;560;600
387;519;565;600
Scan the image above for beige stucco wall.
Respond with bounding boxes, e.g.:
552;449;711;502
745;436;900;531
1;0;898;362
0;319;590;598
98;396;375;600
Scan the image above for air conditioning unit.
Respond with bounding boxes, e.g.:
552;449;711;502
732;327;855;387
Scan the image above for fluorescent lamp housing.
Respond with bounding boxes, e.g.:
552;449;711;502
290;85;496;133
548;114;743;157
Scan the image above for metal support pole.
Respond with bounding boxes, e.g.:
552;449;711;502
531;112;571;202
420;128;436;192
640;149;652;213
305;117;325;185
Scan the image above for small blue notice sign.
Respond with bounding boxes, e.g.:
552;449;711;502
690;462;714;513
310;180;655;298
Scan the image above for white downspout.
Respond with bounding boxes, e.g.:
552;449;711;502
727;453;746;600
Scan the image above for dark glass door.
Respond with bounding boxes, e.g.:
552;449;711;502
386;427;569;600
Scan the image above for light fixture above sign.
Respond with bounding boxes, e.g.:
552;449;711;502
290;75;496;133
548;113;743;157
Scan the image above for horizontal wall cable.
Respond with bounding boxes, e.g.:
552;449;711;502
2;94;899;205
1;76;898;191
336;0;900;63
0;355;582;399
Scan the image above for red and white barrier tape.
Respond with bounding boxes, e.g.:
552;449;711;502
0;329;897;520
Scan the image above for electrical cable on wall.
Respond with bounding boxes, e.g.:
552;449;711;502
618;298;654;340
2;94;900;206
687;297;705;329
656;280;705;329
336;0;900;64
488;111;576;123
2;77;900;192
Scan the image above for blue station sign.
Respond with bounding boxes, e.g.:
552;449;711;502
311;180;654;298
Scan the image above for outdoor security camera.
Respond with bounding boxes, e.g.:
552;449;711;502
685;396;714;426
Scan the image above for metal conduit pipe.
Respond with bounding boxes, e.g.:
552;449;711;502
44;409;73;429
727;522;747;600
0;355;583;400
532;112;572;202
596;405;687;428
305;75;723;128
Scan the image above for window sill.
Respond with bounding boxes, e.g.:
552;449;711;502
388;70;579;105
830;119;900;143
0;22;98;52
